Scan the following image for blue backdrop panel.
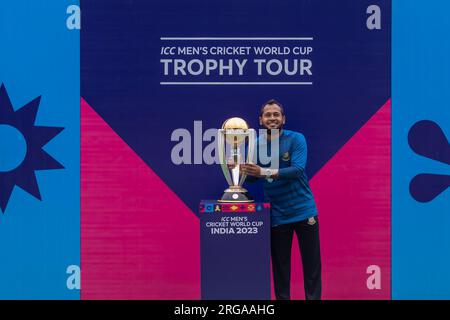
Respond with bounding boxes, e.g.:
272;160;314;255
0;1;80;299
392;0;450;299
81;0;391;214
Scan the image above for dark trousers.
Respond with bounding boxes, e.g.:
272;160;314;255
271;217;322;300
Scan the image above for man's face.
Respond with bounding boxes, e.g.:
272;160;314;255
259;104;286;131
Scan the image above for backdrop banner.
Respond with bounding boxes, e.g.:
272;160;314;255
0;0;80;299
81;0;391;299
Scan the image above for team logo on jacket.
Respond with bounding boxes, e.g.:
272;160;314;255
281;152;290;161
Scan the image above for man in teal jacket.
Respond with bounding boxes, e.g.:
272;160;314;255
241;99;322;300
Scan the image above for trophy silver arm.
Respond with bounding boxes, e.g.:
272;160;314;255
238;129;256;186
218;129;233;186
231;144;240;186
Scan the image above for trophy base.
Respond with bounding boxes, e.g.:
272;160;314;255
218;187;254;203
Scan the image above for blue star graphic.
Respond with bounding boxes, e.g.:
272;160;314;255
0;83;64;213
408;120;450;202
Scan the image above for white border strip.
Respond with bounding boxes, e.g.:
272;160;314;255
160;82;313;85
160;37;313;41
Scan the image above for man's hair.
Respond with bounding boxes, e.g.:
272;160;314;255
260;99;285;116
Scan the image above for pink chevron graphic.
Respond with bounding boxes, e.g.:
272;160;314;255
288;100;391;299
81;98;200;299
81;97;390;300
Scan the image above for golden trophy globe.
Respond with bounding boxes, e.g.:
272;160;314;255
217;117;256;203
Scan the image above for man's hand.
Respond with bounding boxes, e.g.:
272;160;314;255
241;163;263;177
